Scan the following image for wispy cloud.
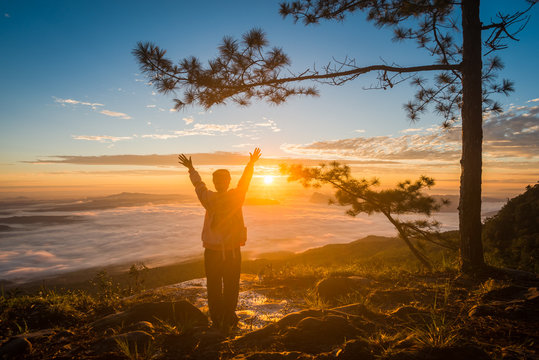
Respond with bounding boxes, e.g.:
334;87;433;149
400;128;424;133
25;153;395;167
146;105;156;108
354;129;366;133
54;97;103;108
141;118;281;139
72;135;133;143
140;134;179;140
99;110;131;119
54;97;132;119
255;118;281;132
281;102;539;164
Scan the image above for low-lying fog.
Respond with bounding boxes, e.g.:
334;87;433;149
0;193;504;282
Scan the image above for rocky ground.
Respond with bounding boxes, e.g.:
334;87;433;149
1;267;538;360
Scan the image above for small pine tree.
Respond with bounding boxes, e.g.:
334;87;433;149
281;162;456;269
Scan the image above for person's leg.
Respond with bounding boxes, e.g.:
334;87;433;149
222;247;241;328
204;248;224;326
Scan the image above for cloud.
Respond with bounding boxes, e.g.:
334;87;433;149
72;135;133;143
282;134;461;162
4;13;11;18
256;118;281;132
191;123;242;132
232;143;255;148
0;197;467;281
146;105;156;108
140;134;179;140
54;97;132;119
99;110;132;119
25;153;395;167
54;97;103;108
281;102;539;164
400;128;424;133
354;129;366;133
141;118;281;139
527;98;539;103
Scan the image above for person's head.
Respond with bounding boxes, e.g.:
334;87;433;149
212;169;231;192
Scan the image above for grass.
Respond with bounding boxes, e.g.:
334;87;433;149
0;288;101;338
115;336;155;360
408;311;459;348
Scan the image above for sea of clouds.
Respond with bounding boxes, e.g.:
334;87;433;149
0;198;504;282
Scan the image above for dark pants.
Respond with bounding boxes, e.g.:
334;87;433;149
204;248;241;327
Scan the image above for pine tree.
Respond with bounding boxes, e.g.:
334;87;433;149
281;162;457;269
133;0;537;274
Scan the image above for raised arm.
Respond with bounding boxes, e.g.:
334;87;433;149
237;147;261;193
178;154;209;207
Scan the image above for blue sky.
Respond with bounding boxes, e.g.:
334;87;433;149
1;0;538;197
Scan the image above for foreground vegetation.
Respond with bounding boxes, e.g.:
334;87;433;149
1;232;537;359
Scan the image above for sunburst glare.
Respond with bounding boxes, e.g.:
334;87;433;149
263;175;274;185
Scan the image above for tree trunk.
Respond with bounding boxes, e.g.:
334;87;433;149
385;213;433;270
459;0;485;273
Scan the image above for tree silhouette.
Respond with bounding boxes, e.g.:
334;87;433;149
134;0;537;274
281;162;456;269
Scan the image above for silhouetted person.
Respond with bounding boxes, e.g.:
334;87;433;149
178;148;261;331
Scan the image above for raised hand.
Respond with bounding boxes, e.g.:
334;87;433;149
249;147;261;164
178;154;194;170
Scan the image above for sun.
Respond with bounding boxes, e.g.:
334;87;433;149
263;175;274;185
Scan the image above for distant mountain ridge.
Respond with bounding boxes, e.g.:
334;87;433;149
27;192;193;212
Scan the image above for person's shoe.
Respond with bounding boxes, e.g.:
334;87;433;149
228;312;239;328
221;311;239;336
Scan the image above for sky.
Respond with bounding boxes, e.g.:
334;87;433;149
1;0;538;199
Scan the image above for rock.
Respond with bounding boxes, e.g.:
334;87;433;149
282;315;360;353
524;287;539;303
0;337;32;359
90;300;208;331
296;316;324;329
232;323;278;348
468;304;497;317
161;333;200;356
232;351;313;360
366;288;418;310
481;285;527;302
92;330;154;354
336;338;374;360
389;306;430;321
233;310;361;354
297;315;349;332
331;303;386;322
316;276;372;303
470;286;539;320
19;328;56;340
276;309;326;328
126;320;155;333
389;344;490;360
